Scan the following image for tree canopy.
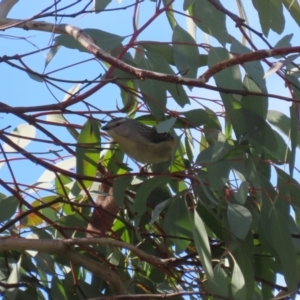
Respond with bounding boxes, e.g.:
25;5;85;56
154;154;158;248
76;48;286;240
1;0;300;299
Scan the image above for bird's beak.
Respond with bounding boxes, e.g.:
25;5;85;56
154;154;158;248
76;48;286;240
102;125;108;131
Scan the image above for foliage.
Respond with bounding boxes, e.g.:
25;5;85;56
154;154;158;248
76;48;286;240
0;0;300;299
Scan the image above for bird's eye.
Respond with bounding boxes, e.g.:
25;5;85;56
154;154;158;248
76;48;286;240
115;122;120;126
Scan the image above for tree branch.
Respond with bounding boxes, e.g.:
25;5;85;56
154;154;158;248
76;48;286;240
0;238;127;295
1;17;300;90
0;0;18;18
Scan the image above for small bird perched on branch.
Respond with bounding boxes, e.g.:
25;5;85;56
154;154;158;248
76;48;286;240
102;118;175;164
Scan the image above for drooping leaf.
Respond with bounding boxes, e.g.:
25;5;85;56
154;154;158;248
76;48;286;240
162;0;176;29
146;50;190;107
138;57;167;120
93;0;111;12
45;44;61;67
234;181;249;205
208;263;228;298
274;33;293;50
231;256;247;300
172;24;199;79
196;141;232;164
190;0;228;46
182;109;210;127
208;47;243;95
289;104;298;176
183;0;196;11
267;110;300;148
156;117;177;133
227;204;252;240
76;119;100;189
55;29;125;53
2;124;36;152
164;196;192;253
184;128;194;162
233;245;254;299
209;158;230;185
282;0;300;27
252;0;285;36
113;175;132;207
133;176;171;224
50;276;67;300
270;208;298;291
190;209;214;279
231;39;266;92
143;42;175;65
0;196;19;223
119;80;138;115
242;76;268;120
264;54;300;79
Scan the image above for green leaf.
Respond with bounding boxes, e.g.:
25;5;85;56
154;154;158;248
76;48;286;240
133;176;171;224
242;76;268;119
231;39;267;92
276;167;300;208
55;174;72;196
254;255;275;299
267;110;300;148
233;245;254;299
270;209;298;291
146;50;190;107
113;175;132;207
208;263;228;298
208;47;243;99
207;161;230;193
191;209;214;279
27;72;44;82
231;256;247;300
50;277;67;300
184;128;194;162
172;24;199;79
282;0;300;27
164;196;192;253
252;0;285;36
94;0;111;12
45;44;61;67
196;201;223;239
0;196;18;223
138;57;167;120
34;253;55;275
182;109;210;127
76;119;100;188
289;105;297;176
234;181;249;205
143;42;175;65
227;204;252;240
196;141;232;164
183;0;196;10
243;109;289;162
156;118;177;133
162;0;176;29
55;29;124;53
120;80;138;115
190;0;228;45
274;33;293;50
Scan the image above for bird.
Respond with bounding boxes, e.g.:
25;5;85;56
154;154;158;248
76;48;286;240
102;118;175;164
